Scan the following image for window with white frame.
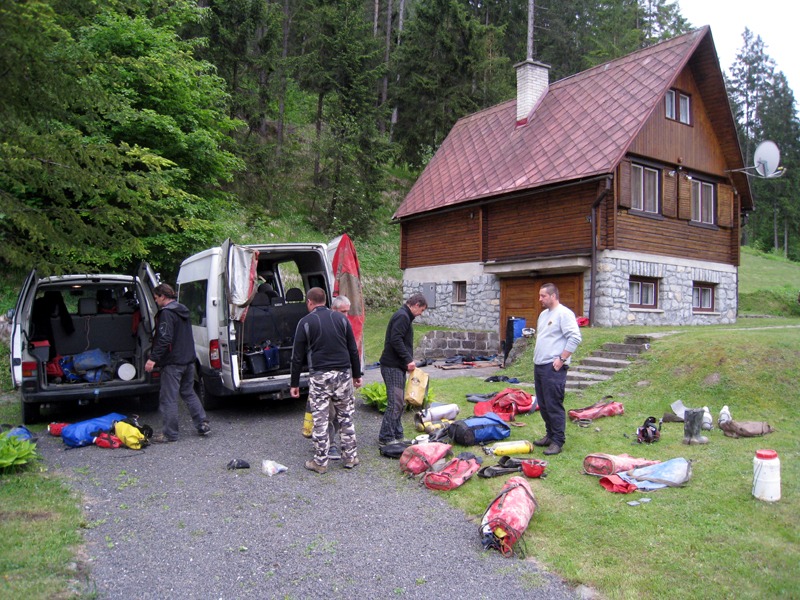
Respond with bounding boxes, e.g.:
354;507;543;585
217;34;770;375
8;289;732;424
691;178;715;224
679;93;691;124
632;164;660;214
453;281;467;304
629;277;658;309
665;88;691;124
665;90;676;119
692;283;715;312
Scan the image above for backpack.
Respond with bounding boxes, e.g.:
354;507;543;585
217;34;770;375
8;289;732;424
636;417;661;444
449;412;511;446
399;442;453;476
479;476;538;557
379;440;413;458
404;369;429;408
422;456;481;491
114;418;151;450
62;413;127;448
474;388;535;421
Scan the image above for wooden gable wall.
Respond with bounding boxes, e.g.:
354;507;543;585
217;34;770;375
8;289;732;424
611;65;741;266
629;68;728;174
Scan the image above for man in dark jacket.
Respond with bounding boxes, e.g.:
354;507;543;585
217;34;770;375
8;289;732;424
145;283;210;442
378;293;427;445
290;288;362;474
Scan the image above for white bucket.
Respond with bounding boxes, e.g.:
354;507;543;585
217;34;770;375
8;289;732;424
117;362;136;381
752;449;781;502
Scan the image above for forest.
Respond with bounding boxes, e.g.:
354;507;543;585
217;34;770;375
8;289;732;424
1;0;798;275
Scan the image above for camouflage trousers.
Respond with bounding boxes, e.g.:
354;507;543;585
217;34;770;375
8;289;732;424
308;370;357;467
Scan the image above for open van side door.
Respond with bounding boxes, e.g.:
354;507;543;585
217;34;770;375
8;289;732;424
9;270;37;388
326;234;365;367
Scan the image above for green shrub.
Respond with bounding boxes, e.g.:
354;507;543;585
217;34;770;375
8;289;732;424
0;433;40;473
358;382;388;412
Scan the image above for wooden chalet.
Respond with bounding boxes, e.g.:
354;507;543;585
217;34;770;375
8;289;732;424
393;27;753;333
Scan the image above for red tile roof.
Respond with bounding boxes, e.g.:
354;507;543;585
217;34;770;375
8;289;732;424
395;27;725;219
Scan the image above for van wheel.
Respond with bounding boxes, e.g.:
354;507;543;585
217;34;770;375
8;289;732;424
197;376;221;411
21;400;41;425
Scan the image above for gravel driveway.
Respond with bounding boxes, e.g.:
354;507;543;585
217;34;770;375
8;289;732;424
36;365;579;600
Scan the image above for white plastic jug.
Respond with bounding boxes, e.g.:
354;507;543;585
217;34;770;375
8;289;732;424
752;449;781;502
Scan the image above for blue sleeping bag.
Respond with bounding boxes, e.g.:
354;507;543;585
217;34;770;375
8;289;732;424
62;412;127;448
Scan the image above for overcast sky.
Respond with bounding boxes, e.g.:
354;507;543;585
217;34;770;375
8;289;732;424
678;0;798;98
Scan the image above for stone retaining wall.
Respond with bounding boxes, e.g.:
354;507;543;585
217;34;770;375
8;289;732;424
416;329;502;360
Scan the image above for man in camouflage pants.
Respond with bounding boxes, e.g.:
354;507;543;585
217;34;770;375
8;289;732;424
290;288;362;474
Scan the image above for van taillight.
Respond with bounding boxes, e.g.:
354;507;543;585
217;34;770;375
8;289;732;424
22;361;38;377
209;340;221;369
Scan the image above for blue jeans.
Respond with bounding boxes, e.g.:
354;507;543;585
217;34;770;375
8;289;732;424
159;363;207;440
534;362;568;447
378;366;406;444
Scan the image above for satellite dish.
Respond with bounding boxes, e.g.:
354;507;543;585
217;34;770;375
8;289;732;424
754;141;781;177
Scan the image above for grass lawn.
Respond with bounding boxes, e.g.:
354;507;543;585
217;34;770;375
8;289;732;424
383;322;800;599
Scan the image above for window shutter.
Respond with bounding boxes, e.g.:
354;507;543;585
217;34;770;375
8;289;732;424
678;174;692;220
717;184;733;228
618;160;631;209
663;172;677;218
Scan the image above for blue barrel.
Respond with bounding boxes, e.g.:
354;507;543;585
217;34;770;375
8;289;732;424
508;317;527;340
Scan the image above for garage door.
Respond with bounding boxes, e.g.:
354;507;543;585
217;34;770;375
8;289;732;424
500;274;584;338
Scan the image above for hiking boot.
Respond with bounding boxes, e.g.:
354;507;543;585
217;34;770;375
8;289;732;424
151;433;177;444
532;435;552;447
343;457;360;469
543;442;562;456
197;421;211;436
328;446;342;461
304;460;327;474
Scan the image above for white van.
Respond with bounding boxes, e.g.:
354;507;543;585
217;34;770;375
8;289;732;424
177;237;362;409
9;263;162;423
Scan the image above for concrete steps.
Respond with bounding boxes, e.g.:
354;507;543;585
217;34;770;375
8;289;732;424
566;335;651;393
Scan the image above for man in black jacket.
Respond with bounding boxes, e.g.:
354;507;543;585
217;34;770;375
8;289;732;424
378;293;427;445
145;283;210;443
290;288;362;474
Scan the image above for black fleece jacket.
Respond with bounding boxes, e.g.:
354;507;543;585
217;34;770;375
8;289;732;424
290;306;361;387
379;304;415;371
149;301;197;366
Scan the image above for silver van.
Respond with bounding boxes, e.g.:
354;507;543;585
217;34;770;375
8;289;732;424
177;237;362;409
9;263;162;423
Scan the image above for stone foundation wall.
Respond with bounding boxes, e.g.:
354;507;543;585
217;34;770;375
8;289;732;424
593;254;737;327
416;330;502;360
403;275;500;332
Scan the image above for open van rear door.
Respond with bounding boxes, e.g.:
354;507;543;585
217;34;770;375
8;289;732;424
223;239;259;389
137;261;160;334
9;270;37;388
327;234;365;366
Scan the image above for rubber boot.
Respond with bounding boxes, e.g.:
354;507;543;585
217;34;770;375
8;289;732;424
682;409;709;445
701;406;713;431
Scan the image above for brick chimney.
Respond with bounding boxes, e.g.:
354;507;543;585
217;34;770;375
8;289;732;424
515;58;549;127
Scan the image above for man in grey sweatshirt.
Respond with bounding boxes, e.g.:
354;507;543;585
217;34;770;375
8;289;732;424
533;283;582;455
